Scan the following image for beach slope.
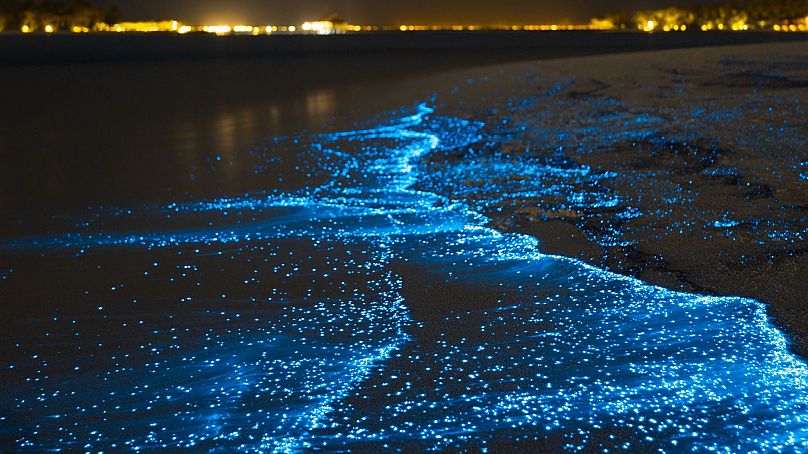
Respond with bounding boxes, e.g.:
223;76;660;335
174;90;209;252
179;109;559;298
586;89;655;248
420;41;808;355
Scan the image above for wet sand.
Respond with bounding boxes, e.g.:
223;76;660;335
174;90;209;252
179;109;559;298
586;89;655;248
415;41;808;357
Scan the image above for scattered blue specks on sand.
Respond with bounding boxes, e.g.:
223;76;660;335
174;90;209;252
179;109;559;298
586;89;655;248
1;103;808;452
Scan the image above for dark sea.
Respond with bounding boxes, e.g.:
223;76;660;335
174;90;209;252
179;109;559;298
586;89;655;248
2;33;808;452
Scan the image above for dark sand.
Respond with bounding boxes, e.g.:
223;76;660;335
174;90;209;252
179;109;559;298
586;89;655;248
414;41;808;356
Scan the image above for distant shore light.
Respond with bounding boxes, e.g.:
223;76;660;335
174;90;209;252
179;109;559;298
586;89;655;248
202;25;232;35
12;15;804;36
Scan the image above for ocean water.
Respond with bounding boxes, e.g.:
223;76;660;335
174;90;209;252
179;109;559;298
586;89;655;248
2;103;808;452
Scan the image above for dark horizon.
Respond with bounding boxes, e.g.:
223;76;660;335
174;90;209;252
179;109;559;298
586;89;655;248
87;0;724;24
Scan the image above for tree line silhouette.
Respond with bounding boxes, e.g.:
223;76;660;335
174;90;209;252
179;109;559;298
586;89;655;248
603;0;808;29
0;0;119;31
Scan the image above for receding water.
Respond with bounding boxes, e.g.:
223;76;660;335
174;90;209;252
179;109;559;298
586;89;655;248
2;102;808;452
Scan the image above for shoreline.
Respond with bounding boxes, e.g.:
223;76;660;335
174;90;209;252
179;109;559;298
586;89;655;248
416;41;808;357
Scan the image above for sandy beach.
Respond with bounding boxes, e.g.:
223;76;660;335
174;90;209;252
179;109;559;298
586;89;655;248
416;41;808;356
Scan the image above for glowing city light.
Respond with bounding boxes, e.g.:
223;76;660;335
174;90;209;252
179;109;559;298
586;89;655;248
8;15;808;36
108;20;186;33
301;21;340;34
202;25;232;35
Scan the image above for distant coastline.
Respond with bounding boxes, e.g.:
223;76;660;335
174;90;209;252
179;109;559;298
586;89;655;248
1;0;806;35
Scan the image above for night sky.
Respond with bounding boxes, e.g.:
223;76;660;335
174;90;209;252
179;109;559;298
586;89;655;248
93;0;720;25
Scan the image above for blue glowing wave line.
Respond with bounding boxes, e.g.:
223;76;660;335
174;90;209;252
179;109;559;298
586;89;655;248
4;102;808;451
